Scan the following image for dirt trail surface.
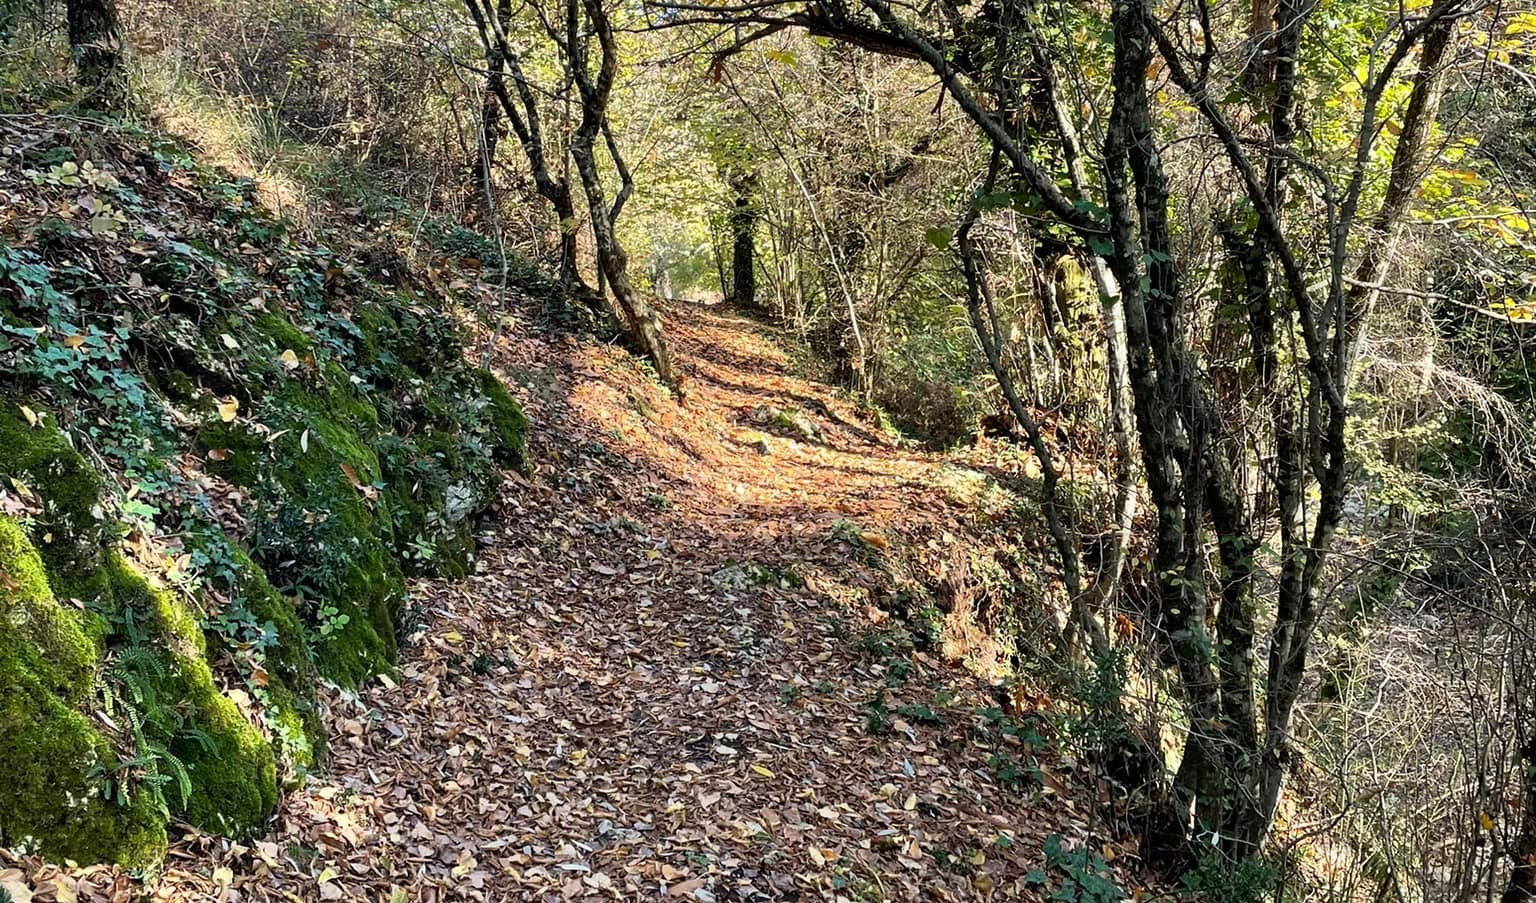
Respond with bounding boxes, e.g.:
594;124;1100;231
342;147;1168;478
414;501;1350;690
7;302;1115;902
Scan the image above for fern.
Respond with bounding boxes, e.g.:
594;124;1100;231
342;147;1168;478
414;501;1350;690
146;741;193;811
97;645;196;816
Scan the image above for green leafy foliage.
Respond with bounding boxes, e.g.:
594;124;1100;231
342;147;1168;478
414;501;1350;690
1025;834;1125;903
0;114;533;866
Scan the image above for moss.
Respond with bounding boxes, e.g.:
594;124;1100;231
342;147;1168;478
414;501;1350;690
0;518;100;702
195;420;267;488
1;121;534;868
258;407;403;686
310;367;381;429
479;369;529;473
106;555;278;836
259;679;325;780
308;548;402;687
380;428;486;578
157;369;198;403
357;294;463;375
224;548;328;773
0;660;168;869
349;302;395;371
0;518;167;869
0;402;109;584
249;310;312;354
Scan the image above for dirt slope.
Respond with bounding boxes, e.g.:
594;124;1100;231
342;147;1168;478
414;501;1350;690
5;300;1132;901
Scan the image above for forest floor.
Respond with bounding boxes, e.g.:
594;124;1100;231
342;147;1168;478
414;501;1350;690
8;299;1135;902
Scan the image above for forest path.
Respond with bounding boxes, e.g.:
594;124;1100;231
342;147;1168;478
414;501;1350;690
142;302;1100;902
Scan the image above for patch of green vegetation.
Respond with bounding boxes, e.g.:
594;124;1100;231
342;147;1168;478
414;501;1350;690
853;624;916;661
1179;853;1278;903
0;115;535;868
985;751;1041;791
862;691;894;735
104;555;278;834
251;409;403;685
1025;834;1125;903
895;703;943;726
479;369;529;473
0;517;168;868
0;402;110;584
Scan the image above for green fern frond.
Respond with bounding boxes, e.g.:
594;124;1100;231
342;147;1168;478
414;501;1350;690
178;726;217;756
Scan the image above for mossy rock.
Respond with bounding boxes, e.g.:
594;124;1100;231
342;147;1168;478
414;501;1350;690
193;383;405;687
479;369;529;473
0;118;535;869
255;408;403;686
0;403;110;586
105;554;278;835
196;419;267;488
249;309;313;354
0;518;167;869
225;548;327;775
0;518;100;702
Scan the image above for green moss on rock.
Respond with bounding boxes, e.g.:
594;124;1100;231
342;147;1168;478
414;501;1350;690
196;420;268;488
0;518;167;869
0;403;109;584
106;555;278;836
0;119;533;869
0;518;99;702
479;369;529;473
249;310;313;354
255;407;403;686
224;547;327;775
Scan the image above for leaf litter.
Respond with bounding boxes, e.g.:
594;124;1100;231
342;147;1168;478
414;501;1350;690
3;300;1147;901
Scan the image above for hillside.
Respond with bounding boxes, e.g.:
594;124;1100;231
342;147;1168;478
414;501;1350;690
0;113;526;870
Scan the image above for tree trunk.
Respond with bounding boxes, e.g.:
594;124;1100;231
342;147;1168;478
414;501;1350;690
563;0;679;391
727;168;760;310
67;0;127;111
1341;16;1455;381
571;137;678;389
465;0;591;293
470;85;504;230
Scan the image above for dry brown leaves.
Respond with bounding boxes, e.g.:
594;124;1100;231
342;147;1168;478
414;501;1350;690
10;300;1136;901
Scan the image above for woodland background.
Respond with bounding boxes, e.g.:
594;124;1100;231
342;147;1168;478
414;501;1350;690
3;0;1536;899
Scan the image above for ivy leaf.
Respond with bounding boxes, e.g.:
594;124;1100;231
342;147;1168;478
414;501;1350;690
924;226;954;250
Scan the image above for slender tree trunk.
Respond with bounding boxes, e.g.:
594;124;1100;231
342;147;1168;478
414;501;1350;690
563;0;679;391
465;0;591;293
67;0;127;111
471;86;504;229
958;154;1108;659
1341;17;1455;380
727;168;760;310
571;137;677;388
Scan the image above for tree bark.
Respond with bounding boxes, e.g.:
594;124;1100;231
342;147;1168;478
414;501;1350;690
727;168;760;310
564;0;679;391
470;84;504;229
1341;16;1456;380
465;0;589;292
67;0;127;111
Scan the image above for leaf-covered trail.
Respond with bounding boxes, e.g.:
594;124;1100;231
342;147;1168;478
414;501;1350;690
63;303;1106;901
